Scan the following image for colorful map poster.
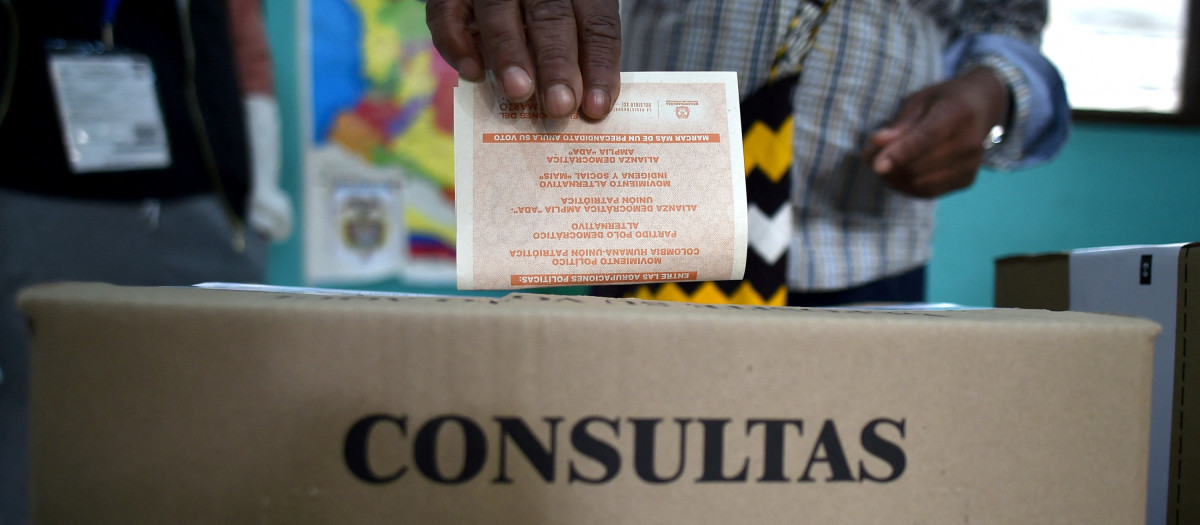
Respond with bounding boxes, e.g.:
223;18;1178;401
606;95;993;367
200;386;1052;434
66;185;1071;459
303;0;457;285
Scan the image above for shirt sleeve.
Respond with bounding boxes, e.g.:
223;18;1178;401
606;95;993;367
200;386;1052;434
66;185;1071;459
944;0;1071;170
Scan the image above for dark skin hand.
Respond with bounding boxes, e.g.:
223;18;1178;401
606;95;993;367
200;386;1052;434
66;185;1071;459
863;66;1011;199
426;2;1007;194
425;0;622;120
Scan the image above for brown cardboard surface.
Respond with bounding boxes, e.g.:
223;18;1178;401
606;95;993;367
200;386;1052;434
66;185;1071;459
994;253;1070;310
19;282;1159;524
994;242;1198;525
1171;244;1197;525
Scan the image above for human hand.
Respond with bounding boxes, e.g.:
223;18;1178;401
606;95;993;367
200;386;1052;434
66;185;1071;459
863;67;1010;198
425;0;622;119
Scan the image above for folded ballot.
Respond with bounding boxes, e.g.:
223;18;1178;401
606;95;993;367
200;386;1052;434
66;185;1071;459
454;72;747;290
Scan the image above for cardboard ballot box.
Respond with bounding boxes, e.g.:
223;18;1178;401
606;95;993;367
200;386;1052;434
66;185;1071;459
996;242;1198;525
19;282;1159;524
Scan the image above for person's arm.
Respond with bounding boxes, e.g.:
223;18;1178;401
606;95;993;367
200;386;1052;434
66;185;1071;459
425;0;622;119
943;28;1071;171
864;0;1069;198
864;65;1012;198
227;0;293;241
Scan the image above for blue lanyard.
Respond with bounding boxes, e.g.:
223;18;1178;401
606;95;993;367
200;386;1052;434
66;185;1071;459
102;0;123;26
100;0;123;48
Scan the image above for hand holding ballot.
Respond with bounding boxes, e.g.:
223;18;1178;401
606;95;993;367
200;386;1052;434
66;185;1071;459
426;0;622;119
454;73;747;290
427;0;1072;306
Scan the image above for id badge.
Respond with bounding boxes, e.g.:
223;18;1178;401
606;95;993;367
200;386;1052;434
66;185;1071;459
46;43;171;173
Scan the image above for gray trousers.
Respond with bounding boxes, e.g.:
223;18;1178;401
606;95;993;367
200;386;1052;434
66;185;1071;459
0;189;267;524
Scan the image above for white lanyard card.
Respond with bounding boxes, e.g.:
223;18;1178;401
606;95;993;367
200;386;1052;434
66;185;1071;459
47;51;172;173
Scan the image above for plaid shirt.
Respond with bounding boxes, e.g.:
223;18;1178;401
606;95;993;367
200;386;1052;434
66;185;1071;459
622;0;1068;291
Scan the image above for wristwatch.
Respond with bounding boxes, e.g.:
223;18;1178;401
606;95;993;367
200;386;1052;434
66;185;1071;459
983;124;1005;150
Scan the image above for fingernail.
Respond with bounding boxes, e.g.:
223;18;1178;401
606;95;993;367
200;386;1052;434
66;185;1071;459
874;156;893;175
485;70;504;102
501;67;534;101
457;57;482;80
545;84;576;117
586;88;611;116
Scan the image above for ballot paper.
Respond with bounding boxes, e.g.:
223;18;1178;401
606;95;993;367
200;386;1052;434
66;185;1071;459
455;72;747;290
